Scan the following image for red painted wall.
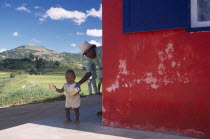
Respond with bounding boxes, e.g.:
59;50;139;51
102;0;210;138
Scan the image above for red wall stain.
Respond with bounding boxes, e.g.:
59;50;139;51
102;0;210;138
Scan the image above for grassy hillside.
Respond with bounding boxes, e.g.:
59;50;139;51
0;45;87;62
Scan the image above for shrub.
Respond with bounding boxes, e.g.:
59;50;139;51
10;72;20;78
29;69;38;75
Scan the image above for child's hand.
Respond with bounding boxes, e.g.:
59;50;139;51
73;91;79;96
54;86;57;91
70;90;79;96
69;83;80;96
49;83;56;91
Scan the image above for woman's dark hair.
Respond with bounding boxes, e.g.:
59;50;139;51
89;44;96;50
65;70;76;78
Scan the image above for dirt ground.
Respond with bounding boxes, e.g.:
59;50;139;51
0;95;102;130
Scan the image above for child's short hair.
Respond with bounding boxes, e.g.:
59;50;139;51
65;70;76;78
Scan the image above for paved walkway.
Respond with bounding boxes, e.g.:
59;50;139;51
0;106;197;139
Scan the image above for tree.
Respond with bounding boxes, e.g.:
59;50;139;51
29;53;35;61
55;61;60;66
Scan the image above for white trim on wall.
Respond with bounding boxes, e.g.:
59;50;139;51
191;0;210;28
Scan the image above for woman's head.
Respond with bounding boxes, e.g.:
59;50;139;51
79;41;97;59
83;45;96;58
65;70;76;84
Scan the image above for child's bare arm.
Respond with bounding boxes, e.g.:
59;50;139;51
55;87;64;93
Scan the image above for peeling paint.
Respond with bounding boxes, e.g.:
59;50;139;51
163;78;173;85
103;119;121;127
158;51;166;62
124;83;128;88
171;61;176;68
177;72;181;78
177;73;190;84
123;82;133;87
102;106;106;112
151;84;159;89
142;73;159;89
108;122;206;138
106;59;128;92
128;82;133;87
156;43;191;85
183;129;205;137
136;79;141;84
143;73;157;84
165;43;174;59
158;63;166;75
107;54;191;92
177;61;181;67
119;60;129;75
106;80;119;92
134;79;141;84
117;75;120;79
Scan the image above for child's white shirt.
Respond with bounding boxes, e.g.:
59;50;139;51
63;82;80;108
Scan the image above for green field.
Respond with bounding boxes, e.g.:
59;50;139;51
0;70;96;107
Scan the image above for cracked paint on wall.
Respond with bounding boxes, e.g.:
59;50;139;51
119;59;129;75
157;43;191;85
106;48;191;92
165;43;174;59
106;60;128;92
106;80;119;92
102;106;106;112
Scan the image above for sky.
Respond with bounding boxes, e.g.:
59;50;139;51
0;0;102;53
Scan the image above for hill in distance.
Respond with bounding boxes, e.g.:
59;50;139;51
0;45;87;62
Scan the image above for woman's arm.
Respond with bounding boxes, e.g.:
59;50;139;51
78;72;92;85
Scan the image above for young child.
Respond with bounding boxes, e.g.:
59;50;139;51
55;70;81;125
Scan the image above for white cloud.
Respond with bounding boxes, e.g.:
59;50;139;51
31;39;42;44
89;40;101;47
86;29;102;37
3;3;11;8
0;48;9;52
33;12;46;23
43;7;86;25
71;43;76;47
12;32;20;37
34;6;40;9
16;6;31;13
86;4;102;19
39;4;102;25
76;32;84;35
39;18;45;22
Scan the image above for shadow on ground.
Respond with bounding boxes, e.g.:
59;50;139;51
0;95;101;131
0;96;197;139
5;106;196;139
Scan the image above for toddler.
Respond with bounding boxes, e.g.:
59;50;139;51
55;70;81;124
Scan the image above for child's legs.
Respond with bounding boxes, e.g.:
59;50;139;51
65;108;71;121
74;108;80;121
